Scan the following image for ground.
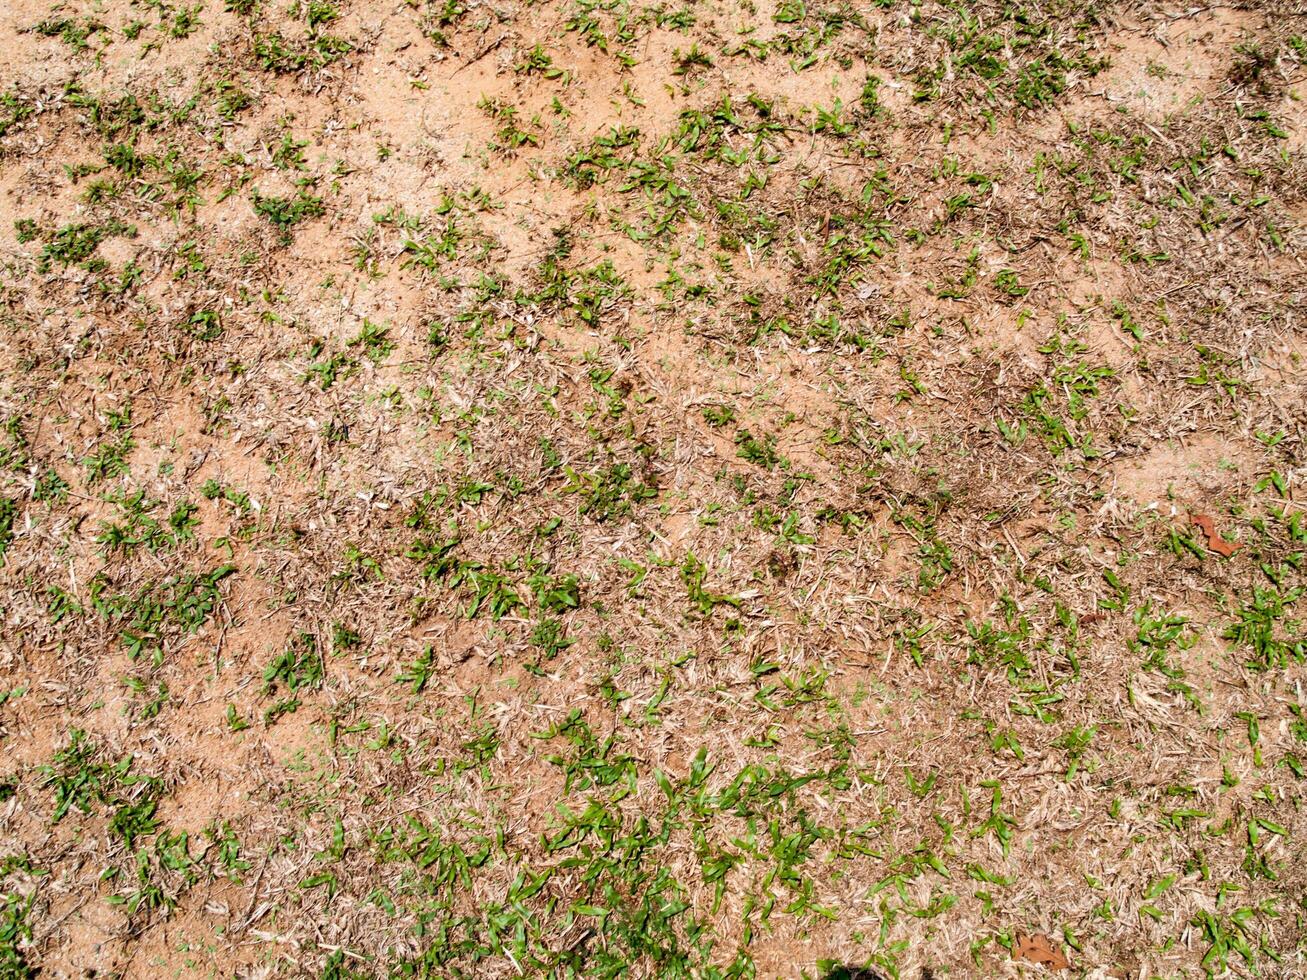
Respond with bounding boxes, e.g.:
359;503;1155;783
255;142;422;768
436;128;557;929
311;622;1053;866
0;0;1305;977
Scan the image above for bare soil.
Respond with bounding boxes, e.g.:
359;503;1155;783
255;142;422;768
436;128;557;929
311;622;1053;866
0;0;1305;977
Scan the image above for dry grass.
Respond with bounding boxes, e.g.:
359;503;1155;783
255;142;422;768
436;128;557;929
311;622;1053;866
0;0;1305;977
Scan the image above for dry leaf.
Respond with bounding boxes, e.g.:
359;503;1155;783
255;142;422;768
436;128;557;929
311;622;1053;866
1191;513;1242;558
1013;933;1071;971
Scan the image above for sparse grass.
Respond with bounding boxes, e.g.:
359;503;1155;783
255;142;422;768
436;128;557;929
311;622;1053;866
1;0;1304;976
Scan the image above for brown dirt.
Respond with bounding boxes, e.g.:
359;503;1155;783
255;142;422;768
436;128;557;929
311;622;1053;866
1;0;1306;977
